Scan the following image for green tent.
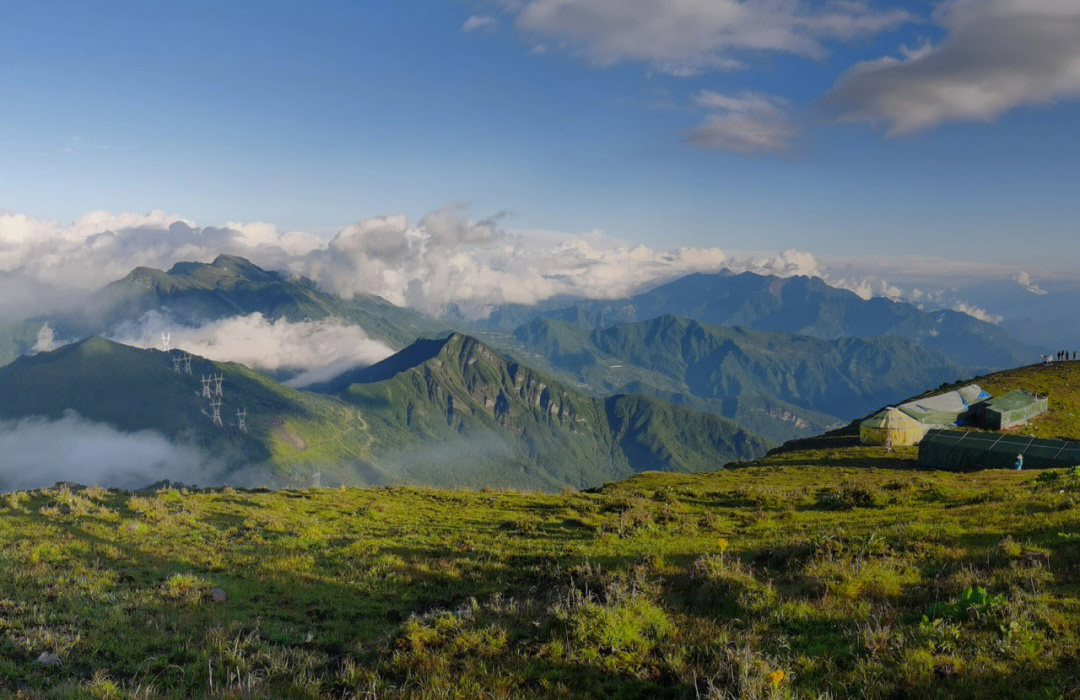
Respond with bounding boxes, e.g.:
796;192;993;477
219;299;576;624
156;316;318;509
899;384;989;426
980;390;1048;429
918;429;1080;471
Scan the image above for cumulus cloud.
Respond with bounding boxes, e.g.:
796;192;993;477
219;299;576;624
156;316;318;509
1015;271;1048;296
462;15;500;33
292;204;826;317
824;0;1080;133
688;90;798;153
109;312;395;387
32;323;59;353
510;0;911;74
11;204;1035;324
951;301;1003;324
0;411;221;492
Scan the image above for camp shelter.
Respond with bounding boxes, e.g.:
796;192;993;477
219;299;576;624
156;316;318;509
981;390;1048;430
917;429;1080;471
899;384;989;426
859;407;928;446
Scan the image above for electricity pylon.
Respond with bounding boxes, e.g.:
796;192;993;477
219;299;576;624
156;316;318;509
171;355;183;373
182;354;192;375
160;332;171;352
212;373;224;397
209;397;223;427
200;376;213;399
236;408;247;433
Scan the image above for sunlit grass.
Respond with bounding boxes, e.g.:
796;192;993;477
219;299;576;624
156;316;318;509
1;463;1078;698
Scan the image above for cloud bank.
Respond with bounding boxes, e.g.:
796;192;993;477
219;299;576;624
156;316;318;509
0;205;825;320
0;412;221;492
824;0;1080;133
0;205;1057;327
110;312;395;387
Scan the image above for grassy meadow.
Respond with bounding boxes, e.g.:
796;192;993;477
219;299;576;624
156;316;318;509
2;459;1080;698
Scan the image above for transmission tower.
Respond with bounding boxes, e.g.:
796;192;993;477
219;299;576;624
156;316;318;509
209;397;223;427
312;470;322;488
212;373;224;396
160;332;171;352
200;375;213;399
182;353;193;375
171;355;183;373
236;408;247;433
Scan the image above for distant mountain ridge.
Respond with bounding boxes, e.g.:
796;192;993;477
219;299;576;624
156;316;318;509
100;254;440;347
462;270;1034;369
0;255;442;367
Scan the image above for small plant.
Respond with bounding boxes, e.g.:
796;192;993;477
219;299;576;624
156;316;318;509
815;486;880;510
925;586;1004;622
1035;467;1080;492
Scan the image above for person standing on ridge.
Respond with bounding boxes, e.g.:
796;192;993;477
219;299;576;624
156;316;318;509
1015;454;1024;471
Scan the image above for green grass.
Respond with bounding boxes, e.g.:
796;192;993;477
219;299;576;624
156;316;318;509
3;464;1080;698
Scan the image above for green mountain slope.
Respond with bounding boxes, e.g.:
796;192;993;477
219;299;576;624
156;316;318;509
0;336;767;491
316;333;769;489
490;315;967;443
0;337;374;484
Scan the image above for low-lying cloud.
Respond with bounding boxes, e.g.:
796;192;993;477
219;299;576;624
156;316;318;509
110;312;395;386
0;205;1061;328
0;411;222;492
0;205;826;321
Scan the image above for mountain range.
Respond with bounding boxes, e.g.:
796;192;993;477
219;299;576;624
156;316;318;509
493;314;968;443
0;256;1043;489
0;334;767;491
462;270;1034;369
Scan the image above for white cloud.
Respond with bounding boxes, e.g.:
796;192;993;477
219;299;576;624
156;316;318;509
1014;271;1048;295
510;0;911;74
0;208;322;294
462;15;500;33
109;312;394;386
9;205;1062;325
951;301;1003;324
32;323;59;353
824;0;1080;133
688;90;798;153
0;411;221;491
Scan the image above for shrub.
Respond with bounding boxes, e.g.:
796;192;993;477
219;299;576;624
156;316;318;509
815;486;880;510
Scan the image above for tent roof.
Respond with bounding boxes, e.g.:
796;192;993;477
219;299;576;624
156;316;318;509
958;384;990;404
918;429;1080;471
862;407;924;430
899;384;986;425
984;390;1040;412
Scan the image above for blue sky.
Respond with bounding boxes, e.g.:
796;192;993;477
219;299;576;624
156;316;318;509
2;0;1079;269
